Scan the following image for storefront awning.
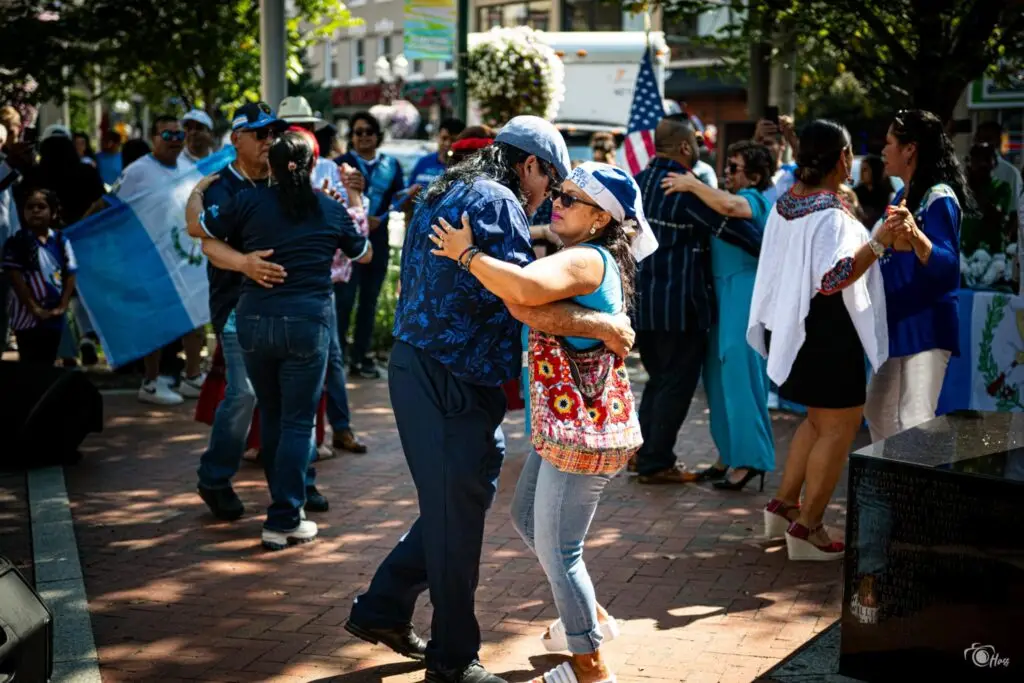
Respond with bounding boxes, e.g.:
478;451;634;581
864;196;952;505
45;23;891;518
665;67;745;99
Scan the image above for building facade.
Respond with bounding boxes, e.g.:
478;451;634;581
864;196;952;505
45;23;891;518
306;0;456;126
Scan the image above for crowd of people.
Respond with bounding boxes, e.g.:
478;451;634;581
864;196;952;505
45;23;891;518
4;91;1022;683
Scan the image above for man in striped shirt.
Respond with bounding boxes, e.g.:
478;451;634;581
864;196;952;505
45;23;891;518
633;115;763;484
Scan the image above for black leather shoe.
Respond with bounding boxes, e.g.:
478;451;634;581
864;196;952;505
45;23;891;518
197;485;244;521
344;620;426;661
305;486;329;512
426;661;507;683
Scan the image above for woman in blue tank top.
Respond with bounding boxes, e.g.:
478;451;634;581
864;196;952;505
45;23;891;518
431;162;656;683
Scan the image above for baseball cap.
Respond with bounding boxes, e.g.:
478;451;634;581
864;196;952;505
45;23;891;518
41;124;71;141
230;102;284;132
495;115;571;180
277;96;322;125
182;109;214;130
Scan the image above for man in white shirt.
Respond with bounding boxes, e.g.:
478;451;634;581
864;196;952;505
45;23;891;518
112;114;206;405
179;109;214;171
975;121;1024;287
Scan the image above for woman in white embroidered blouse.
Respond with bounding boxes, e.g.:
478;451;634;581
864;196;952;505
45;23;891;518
747;120;904;562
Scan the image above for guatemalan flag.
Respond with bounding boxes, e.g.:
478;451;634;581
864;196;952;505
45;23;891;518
64;146;235;368
623;50;664;177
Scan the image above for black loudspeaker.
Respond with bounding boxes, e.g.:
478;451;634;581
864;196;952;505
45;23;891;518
0;362;103;468
0;556;53;682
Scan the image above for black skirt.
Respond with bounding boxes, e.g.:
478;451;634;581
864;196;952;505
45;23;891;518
766;292;867;409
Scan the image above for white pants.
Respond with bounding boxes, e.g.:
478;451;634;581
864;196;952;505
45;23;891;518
863;349;952;442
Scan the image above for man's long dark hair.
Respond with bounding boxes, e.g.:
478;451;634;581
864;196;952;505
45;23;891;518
269;131;319;221
891;109;972;213
424;141;534;209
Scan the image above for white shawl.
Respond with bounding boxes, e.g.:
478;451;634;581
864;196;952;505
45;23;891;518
746;201;889;387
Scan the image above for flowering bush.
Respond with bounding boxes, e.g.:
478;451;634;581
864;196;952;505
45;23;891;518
467;26;565;126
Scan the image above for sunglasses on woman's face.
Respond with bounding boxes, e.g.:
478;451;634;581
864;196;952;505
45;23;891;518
160;130;186;142
727;162;745;175
551;188;602;210
352;128;376;137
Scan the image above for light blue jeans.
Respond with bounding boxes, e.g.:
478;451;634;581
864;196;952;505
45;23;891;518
511;449;615;655
196;328;257;490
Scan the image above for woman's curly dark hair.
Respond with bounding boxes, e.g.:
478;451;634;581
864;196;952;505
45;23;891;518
268;131;318;221
891;109;973;213
423;141;557;210
590;219;636;314
726;140;773;191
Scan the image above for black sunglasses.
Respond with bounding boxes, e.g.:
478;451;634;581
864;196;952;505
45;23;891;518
247;127;277;141
160;130;185;142
551;188;602;210
352;128;377;137
727;162;745;174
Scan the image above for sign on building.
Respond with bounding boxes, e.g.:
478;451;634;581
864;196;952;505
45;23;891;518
404;0;456;62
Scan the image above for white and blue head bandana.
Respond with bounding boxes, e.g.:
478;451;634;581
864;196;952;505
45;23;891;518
566;161;658;262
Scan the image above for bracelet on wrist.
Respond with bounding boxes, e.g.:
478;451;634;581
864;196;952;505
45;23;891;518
457;246;474;265
460;247;481;272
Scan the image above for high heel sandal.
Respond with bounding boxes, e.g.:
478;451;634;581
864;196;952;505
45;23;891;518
763;498;800;539
712;468;766;492
785;522;845;561
692;464;728;482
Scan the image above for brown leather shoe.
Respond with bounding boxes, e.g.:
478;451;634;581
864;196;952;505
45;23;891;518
333;428;368;454
637;466;699;484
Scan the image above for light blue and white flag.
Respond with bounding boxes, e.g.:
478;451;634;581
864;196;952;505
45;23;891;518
64;147;235;368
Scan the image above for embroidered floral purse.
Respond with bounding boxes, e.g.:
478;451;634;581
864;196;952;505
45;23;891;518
527;328;643;475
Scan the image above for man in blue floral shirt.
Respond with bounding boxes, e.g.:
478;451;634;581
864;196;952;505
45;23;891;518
345;117;635;683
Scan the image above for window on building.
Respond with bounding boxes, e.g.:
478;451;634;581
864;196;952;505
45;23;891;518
352;39;365;79
477;1;551;31
378;35;392;60
562;0;621;31
663;6;699;39
412;58;423;74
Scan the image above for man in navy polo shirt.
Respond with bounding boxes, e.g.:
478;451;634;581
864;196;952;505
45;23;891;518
190;102;331;521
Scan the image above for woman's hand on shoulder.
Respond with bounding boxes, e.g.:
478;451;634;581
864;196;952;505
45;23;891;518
429;212;475;261
661;172;700;195
193;174;219;194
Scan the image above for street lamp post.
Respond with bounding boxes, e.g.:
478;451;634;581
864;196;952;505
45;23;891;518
260;0;287;109
455;0;469;121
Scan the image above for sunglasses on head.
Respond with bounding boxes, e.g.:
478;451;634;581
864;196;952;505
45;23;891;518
160;130;186;142
551;188;601;210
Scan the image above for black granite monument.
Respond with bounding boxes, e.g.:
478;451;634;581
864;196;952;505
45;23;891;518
760;412;1024;683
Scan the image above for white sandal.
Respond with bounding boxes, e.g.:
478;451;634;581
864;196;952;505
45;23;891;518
541;616;620;653
540;661;616;683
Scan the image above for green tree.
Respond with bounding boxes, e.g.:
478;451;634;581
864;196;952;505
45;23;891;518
637;0;1024;121
0;1;356;117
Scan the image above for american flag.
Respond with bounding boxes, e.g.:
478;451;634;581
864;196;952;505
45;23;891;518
623;50;664;176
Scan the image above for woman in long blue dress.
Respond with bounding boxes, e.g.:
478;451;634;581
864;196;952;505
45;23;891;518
661;141;776;490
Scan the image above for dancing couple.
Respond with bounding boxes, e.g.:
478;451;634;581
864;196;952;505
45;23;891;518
344;116;653;683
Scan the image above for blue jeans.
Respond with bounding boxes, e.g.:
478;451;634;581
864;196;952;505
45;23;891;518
350;342;506;670
197;329;257;490
511;450;614;654
237;313;329;532
325;294;351;432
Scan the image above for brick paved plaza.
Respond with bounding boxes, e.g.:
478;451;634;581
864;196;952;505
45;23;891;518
60;380;863;683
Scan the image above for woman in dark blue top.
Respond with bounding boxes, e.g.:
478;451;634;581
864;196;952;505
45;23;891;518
186;131;372;549
864;110;970;442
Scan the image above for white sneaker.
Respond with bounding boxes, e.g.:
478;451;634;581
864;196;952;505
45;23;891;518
138;379;184;406
261;520;318;551
177;372;206;399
